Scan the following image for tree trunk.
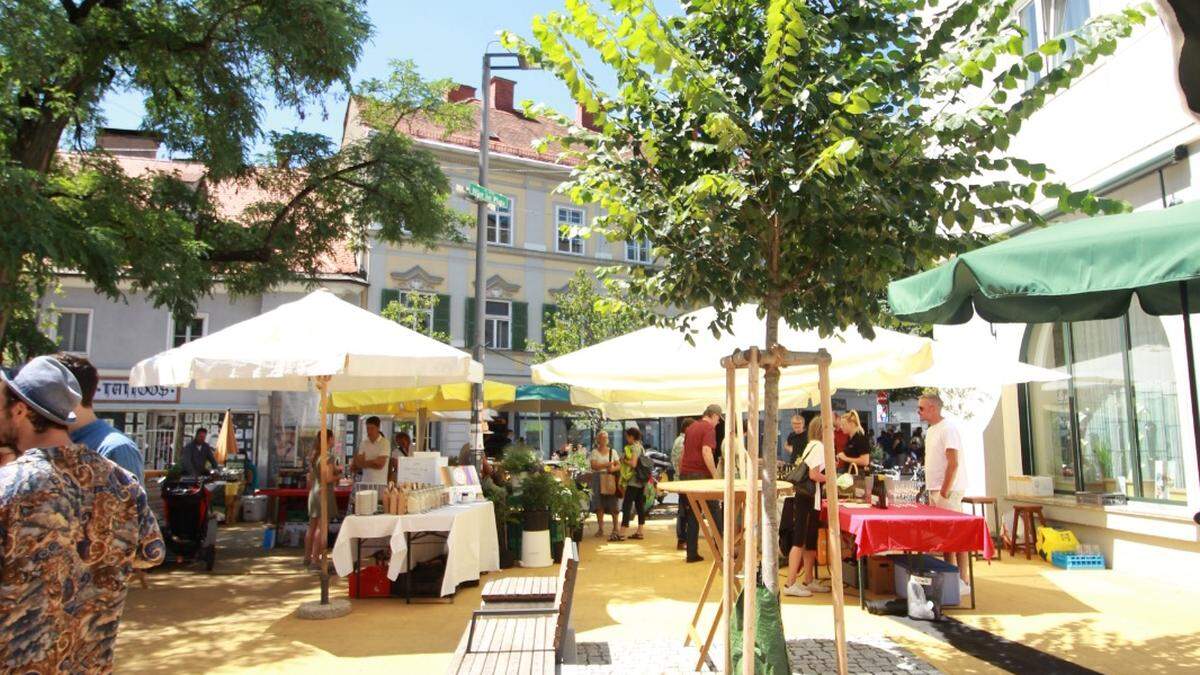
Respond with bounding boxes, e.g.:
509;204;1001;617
761;303;781;591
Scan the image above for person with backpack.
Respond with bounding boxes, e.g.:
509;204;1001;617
619;427;650;540
783;414;831;598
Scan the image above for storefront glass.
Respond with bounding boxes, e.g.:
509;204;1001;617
1023;302;1186;502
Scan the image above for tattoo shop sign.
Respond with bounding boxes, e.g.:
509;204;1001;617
95;378;180;404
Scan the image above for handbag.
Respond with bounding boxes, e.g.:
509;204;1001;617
599;450;619;496
785;441;819;500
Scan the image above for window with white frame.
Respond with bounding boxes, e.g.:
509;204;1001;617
1019;0;1091;89
484;300;511;350
56;310;91;354
486;197;514;245
171;314;207;348
399;291;435;333
625;236;651;263
556;206;585;255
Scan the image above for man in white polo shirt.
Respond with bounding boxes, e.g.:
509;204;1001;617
919;391;972;596
352;416;390;493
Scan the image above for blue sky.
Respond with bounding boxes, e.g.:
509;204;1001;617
100;0;609;152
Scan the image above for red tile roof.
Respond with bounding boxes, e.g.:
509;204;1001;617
347;96;577;167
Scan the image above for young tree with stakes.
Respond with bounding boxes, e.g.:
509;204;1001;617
504;0;1151;594
1;1;470;362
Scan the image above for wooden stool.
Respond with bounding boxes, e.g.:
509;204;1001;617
1010;505;1046;560
963;496;1001;561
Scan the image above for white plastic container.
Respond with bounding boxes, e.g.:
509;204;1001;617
520;529;553;568
355;489;378;515
241;495;268;522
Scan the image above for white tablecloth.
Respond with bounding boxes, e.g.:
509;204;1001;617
332;500;499;596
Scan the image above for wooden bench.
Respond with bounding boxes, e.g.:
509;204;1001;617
447;539;578;674
479;538;575;604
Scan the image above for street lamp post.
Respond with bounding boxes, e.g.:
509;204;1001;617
471;51;532;470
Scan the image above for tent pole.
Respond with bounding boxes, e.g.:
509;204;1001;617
742;349;761;675
317;377;331;605
723;364;737;675
819;351;848;675
1180;282;1200;524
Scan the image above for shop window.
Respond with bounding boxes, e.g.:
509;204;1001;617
556;206;585;255
172;314;207;348
55;309;92;354
1022;300;1186;502
486;197;513;245
484;300;511;350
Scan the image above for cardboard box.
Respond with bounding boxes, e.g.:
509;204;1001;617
868;556;895;595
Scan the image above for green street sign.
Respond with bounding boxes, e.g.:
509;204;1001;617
464;183;511;210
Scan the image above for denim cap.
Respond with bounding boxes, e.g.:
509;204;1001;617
0;355;82;426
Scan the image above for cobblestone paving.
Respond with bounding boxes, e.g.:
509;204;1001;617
563;635;941;674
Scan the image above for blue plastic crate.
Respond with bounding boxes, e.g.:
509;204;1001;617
1051;551;1106;569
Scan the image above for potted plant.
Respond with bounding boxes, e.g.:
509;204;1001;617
516;471;557;532
500;444;541;490
483;481;519;568
551;478;589;561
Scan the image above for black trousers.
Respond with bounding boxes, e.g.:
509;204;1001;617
621;484;646;527
680;472;722;559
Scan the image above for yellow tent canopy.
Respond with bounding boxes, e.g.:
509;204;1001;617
328;380;516;414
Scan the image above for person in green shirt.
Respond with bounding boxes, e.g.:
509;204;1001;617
619;427;648;540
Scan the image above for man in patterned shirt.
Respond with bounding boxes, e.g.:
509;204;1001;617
0;356;165;673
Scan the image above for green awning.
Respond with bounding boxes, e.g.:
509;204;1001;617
514;384;571;402
887;201;1200;324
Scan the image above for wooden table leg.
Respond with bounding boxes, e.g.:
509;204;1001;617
687;493;746;671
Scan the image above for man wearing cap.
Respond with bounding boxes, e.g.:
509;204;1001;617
0;356;165;672
56;353;145;483
678;403;724;563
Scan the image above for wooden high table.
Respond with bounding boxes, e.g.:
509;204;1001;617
660;478;793;671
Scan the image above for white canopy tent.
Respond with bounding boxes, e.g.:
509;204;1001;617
129;288;483;616
533;305;936;417
534;304;1066;418
130;289;482;391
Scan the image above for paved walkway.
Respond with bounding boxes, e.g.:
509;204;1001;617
566;635;941;674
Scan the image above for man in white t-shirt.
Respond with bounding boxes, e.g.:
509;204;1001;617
353;416;390;489
918;392;971;594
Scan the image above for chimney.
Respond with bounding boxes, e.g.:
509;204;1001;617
447;83;476;103
490;76;516;113
575;103;598;131
96;128;162;159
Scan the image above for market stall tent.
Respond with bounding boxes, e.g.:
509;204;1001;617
129;289;484;614
532;304;935;416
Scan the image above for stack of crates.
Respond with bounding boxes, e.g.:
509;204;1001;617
1051;550;1106;569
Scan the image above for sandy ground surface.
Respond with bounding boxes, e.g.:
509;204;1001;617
115;506;1200;674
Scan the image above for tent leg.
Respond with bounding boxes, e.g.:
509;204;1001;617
318;379;331;606
722;365;737;675
819;352;849;675
1180;282;1200;525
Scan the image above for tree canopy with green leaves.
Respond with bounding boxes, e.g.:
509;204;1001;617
533;269;655;363
505;0;1150;588
1;0;470;361
382;292;450;344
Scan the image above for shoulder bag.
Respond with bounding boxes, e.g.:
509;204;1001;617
599;450;619;496
784;441;819;500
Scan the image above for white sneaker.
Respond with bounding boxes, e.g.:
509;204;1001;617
783;582;813;598
805;580;831;593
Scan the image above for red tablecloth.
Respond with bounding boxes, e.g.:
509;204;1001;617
830;503;995;560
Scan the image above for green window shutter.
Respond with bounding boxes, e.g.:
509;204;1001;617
512;301;529;352
380;288;400;314
464;297;475;348
433;294;451;338
542;303;558;335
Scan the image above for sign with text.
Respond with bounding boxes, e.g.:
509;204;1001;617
462;182;511;209
95;378;180;404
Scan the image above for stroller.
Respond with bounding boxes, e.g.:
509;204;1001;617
160;475;219;571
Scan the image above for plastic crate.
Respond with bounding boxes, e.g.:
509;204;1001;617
1051;551;1106;569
